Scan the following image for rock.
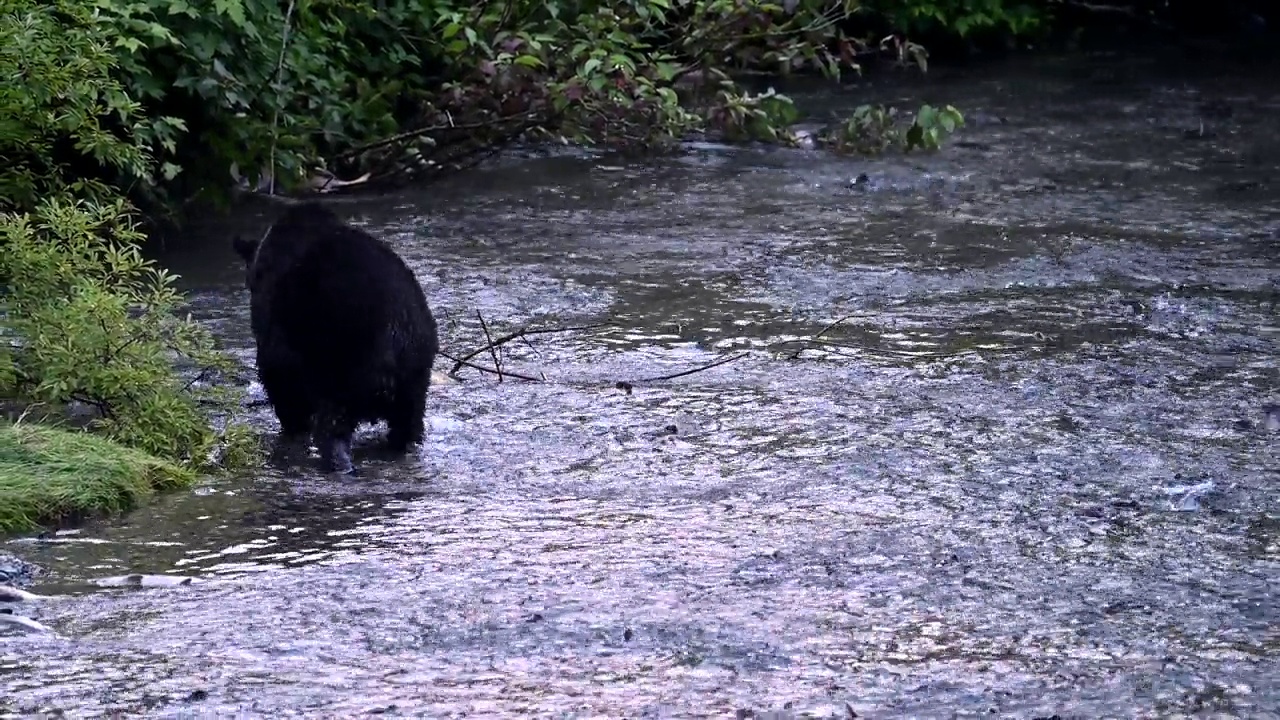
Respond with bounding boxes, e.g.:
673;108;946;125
1263;403;1280;432
0;553;42;588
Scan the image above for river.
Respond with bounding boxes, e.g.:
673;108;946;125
2;50;1278;718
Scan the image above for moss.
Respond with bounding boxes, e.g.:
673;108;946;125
0;421;195;535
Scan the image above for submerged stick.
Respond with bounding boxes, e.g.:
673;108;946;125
476;311;504;383
438;351;543;383
619;352;749;386
448;322;609;376
788;312;863;360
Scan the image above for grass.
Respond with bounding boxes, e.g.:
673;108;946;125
0;421;195;535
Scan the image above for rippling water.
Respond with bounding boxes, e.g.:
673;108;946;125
2;51;1278;718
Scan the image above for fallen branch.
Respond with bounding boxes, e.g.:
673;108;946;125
617;352;748;389
771;338;865;359
334;109;543;163
438;351;544;382
476;310;504;383
449;322;610;375
788;312;863;360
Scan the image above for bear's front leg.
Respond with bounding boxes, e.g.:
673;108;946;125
385;369;430;454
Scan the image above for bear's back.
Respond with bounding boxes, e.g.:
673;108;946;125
248;204;433;364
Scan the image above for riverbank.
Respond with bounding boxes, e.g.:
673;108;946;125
0;422;194;536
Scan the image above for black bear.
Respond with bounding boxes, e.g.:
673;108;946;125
231;201;439;474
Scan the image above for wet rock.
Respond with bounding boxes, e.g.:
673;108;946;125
790;127;819;150
1262;403;1280;432
0;553;42;588
1159;479;1217;512
183;689;209;703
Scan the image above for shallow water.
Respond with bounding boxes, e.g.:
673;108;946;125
3;51;1279;718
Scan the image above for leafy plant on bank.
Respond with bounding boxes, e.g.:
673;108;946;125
0;0;153;212
862;0;1046;39
0;0;259;471
79;0;980;203
0;198;260;469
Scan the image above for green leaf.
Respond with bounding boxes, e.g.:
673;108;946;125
212;0;246;27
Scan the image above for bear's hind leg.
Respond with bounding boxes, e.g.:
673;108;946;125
385;371;429;454
313;402;357;475
273;398;313;442
260;366;313;445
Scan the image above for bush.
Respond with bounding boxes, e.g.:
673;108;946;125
0;0;258;478
0;0;153;212
0;197;258;467
82;0;973;202
862;0;1046;39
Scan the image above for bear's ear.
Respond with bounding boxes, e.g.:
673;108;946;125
232;234;259;262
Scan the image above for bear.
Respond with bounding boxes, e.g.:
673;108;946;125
231;201;439;474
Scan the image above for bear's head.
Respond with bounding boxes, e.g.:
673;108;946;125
231;234;265;291
232;234;259;264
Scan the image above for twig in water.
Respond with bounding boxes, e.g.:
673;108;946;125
789;312;862;360
619;352;749;386
770;338;864;359
476;311;503;383
448;322;609;376
438;351;543;382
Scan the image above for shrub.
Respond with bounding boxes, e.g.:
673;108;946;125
0;0;153;212
0;198;257;467
0;0;258;478
83;0;972;202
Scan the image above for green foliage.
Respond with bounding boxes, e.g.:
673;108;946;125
0;202;238;465
0;421;194;534
864;0;1046;38
0;198;260;469
0;0;152;211
825;103;966;154
94;0;309;201
0;0;259;482
43;0;973;199
709;87;804;144
906;103;966;150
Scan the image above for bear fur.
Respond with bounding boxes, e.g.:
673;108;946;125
232;201;439;474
